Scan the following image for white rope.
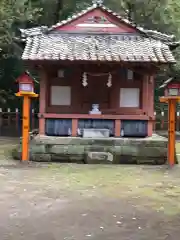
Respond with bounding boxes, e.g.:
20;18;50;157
85;70;116;76
82;71;113;87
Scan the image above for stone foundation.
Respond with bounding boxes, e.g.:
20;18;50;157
11;134;172;165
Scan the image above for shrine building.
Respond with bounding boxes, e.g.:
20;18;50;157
20;0;179;138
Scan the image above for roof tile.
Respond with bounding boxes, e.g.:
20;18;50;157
22;34;175;63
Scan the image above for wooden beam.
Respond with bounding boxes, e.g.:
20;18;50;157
23;60;161;74
43;113;151;120
160;96;180;102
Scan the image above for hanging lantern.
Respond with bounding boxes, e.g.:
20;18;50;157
107;73;112;87
127;69;134;81
57;69;65;78
82;72;88;87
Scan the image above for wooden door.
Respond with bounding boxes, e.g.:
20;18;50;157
81;76;110;113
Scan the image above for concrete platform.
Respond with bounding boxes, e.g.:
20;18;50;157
12;134;171;165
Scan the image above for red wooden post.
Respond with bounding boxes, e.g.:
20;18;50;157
168;100;176;166
147;120;153;136
142;75;149;114
115;119;121;137
72;119;78;137
15;71;38;161
22;96;30;161
160;96;180;167
39;69;47;135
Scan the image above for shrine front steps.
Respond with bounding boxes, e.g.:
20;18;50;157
12;134;173;165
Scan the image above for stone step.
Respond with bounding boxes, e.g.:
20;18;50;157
83;129;110;138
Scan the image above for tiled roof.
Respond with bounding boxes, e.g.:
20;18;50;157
20;26;48;39
20;1;178;63
22;34;176;63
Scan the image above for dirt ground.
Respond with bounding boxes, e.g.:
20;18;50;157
0;139;180;239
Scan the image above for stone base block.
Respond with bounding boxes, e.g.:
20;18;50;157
11;134;174;165
85;152;113;164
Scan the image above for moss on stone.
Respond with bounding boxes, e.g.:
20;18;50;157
11;135;172;165
30;144;46;154
11;146;21;160
30;153;51;162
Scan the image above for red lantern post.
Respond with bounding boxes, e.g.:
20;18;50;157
160;79;180;167
16;72;38;161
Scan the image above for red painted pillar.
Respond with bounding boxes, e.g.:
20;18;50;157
142;75;149;114
115;119;121;137
149;75;155;136
39;68;47;135
22;96;30;161
142;75;151;136
144;75;155;137
168;100;176;166
72;119;78;137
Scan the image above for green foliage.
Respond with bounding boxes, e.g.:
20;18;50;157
0;0;42;55
0;0;42;106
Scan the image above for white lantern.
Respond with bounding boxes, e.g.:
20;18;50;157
168;88;179;96
19;83;34;92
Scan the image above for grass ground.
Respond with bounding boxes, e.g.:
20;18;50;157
0;138;180;239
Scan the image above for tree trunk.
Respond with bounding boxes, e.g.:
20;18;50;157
54;0;63;24
126;2;135;22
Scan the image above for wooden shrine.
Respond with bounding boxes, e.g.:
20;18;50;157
20;0;179;139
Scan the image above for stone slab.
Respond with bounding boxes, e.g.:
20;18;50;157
85;152;113;164
12;134;172;165
34;134;167;147
83;129;110;138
